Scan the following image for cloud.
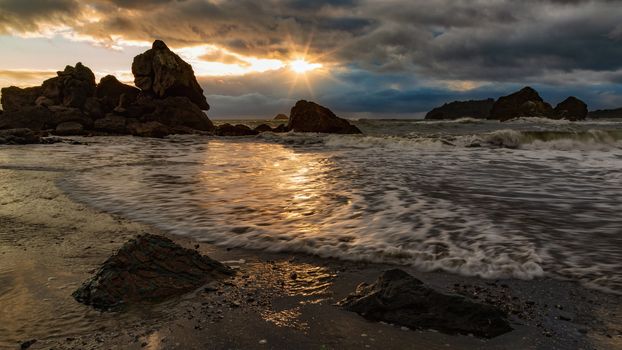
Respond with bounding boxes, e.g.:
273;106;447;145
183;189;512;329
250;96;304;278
1;0;622;115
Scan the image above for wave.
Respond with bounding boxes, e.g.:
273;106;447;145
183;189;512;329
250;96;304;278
259;129;622;151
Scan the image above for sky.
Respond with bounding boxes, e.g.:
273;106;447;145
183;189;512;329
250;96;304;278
1;0;622;118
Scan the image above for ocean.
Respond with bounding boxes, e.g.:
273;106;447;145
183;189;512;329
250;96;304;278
2;117;622;294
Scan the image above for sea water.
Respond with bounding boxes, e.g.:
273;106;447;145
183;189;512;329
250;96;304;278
1;117;622;294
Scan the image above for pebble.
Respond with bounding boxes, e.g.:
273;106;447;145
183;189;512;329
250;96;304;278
259;339;267;344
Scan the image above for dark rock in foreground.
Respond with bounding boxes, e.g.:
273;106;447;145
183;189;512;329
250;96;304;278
0;128;42;144
425;99;494;120
489;87;553;121
588;107;622;119
73;234;233;309
288;100;361;134
132;40;209;110
553;96;588;121
338;269;512;338
254;124;273;133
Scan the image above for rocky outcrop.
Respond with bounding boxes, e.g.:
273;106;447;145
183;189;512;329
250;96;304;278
338;269;512;338
588;107;622;119
489;87;553;121
0;86;42;112
274;113;289;120
132;40;209;110
425;99;494;120
73;234;233;309
0;40;215;138
254;124;273;133
0;128;42;144
215;123;259;136
288;100;361;134
553;97;588;121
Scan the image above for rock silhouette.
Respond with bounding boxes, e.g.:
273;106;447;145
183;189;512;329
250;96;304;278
288;100;361;134
425;99;494;120
554;96;588;121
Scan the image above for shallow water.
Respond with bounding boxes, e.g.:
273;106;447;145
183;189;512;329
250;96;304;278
2;117;622;294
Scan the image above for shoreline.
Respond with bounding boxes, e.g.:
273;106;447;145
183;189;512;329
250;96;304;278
0;168;621;349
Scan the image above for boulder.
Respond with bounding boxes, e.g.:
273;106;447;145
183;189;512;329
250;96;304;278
54;122;85;136
288;100;361;134
128;121;171;138
94;114;128;134
338;269;512;338
273;124;289;133
96;75;140;109
56;63;97;109
132;40;209;110
553;96;588;121
83;97;105;120
216;123;259;136
425;99;494;120
139;96;215;131
254;124;273;133
489;87;553;121
0;105;53;130
274;113;289;120
48;106;92;128
72;234;233;309
0;128;41;144
0;86;42;112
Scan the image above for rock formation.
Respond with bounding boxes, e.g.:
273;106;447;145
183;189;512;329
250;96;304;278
287;100;361;134
489;87;554;121
338;269;512;338
73;234;233;309
588;107;622;119
553;96;588;121
0;40;215;138
215;123;259;136
132;40;209;110
274;113;289;120
425;99;494;120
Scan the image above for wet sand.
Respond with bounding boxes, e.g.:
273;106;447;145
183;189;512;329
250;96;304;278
1;168;621;350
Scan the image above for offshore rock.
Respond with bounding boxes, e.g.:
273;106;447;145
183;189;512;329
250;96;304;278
274;113;289;120
253;124;273;133
288;100;361;134
216;123;259;136
489;87;553;121
553;96;588;121
338;269;512;338
73;234;233;309
132;40;209;110
425;99;494;120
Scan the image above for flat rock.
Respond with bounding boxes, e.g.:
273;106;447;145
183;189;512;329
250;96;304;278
132;40;210;110
73;234;233;309
288;100;361;134
0;128;41;144
338;269;512;338
54;121;85;136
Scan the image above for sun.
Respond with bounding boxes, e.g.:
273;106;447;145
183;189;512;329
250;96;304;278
289;59;322;74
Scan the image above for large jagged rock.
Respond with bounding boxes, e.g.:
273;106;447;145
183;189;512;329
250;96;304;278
132;40;209;110
0;86;42;112
338;269;512;338
73;234;233;309
288;100;361;134
139;96;215;132
0;105;53;130
425;99;494;120
96;75;140;111
489;87;553;121
553;96;588;121
53;63;97;109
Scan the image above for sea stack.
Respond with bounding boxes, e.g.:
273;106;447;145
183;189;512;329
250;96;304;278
287;100;361;134
425;99;494;120
553;96;588;121
488;87;554;121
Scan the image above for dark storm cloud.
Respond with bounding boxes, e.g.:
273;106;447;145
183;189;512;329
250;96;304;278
2;0;622;114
